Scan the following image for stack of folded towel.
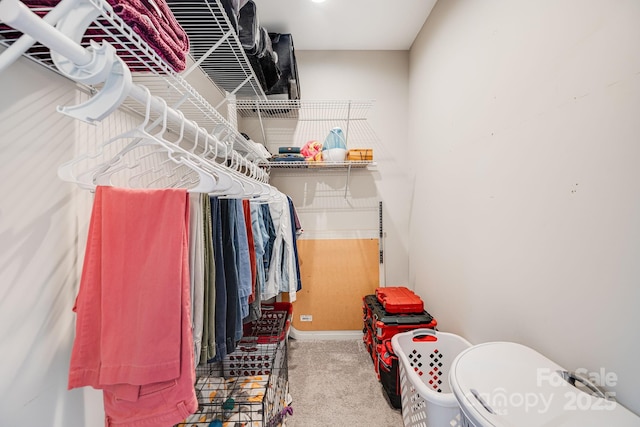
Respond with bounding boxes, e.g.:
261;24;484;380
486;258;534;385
2;0;190;72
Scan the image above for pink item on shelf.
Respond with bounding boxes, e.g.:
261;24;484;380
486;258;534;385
300;140;323;161
106;0;190;72
2;0;190;72
68;186;197;426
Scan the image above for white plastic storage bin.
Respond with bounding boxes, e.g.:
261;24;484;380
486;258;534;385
392;329;472;427
449;342;640;427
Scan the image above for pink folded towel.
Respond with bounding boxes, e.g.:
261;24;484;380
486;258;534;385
69;186;197;426
107;0;189;72
3;0;190;72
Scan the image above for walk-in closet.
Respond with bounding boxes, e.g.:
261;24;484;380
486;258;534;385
2;1;640;426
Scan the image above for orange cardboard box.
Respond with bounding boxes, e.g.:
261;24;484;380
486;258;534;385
347;148;373;161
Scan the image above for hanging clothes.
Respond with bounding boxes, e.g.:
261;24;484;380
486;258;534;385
261;203;276;277
242;199;257;306
188;193;205;366
199;194;216;364
245;202;266;322
265;195;297;302
219;198;241;356
287;195;303;292
68;186;197;427
232;199;252;323
210;196;229;362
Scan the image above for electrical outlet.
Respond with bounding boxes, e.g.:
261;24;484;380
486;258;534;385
300;314;313;322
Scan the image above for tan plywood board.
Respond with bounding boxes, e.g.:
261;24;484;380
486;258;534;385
291;239;379;331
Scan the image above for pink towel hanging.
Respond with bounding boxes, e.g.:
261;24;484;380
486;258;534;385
68;186;197;426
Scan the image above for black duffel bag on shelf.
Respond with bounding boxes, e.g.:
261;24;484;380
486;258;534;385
247;26;281;93
238;0;261;55
267;32;300;100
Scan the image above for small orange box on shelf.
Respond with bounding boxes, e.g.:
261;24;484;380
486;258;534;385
347;148;373;161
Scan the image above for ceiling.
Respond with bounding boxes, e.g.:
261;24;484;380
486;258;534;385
256;0;438;51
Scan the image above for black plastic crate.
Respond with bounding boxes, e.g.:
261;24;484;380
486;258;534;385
378;340;402;409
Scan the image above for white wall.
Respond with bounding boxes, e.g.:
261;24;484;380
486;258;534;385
0;53;103;427
408;0;640;414
0;52;224;426
272;50;412;286
0;31;412;427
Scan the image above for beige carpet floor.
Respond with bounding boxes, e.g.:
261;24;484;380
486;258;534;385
285;339;403;427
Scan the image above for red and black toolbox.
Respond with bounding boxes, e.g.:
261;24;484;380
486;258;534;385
363;294;436;347
375;286;424;314
378;340;402;410
362;288;437;409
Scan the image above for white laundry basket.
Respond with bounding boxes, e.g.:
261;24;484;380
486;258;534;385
449;342;640;427
392;329;472;427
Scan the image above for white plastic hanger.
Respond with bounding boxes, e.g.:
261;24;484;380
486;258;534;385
195;123;273;200
230;151;264;198
185;124;245;197
245;159;273;202
244;157;270;199
201;133;250;198
57;85;157;190
123;107;217;192
136;97;219;193
79;87;217;193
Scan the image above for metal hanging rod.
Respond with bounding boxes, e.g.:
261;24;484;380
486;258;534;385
0;0;270;163
0;0;269;182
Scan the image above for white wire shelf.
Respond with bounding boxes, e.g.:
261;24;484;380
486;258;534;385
268;160;376;170
0;0;268;161
230;99;379;160
167;0;266;99
231;99;374;120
